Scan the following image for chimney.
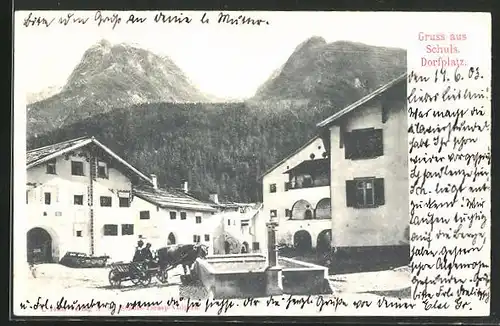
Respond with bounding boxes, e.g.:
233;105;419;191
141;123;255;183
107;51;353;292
151;174;158;189
209;193;219;204
183;181;188;193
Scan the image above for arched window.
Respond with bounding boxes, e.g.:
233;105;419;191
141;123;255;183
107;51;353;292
291;200;313;220
315;198;331;219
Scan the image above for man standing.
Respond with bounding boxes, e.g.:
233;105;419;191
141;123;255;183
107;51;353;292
133;239;144;262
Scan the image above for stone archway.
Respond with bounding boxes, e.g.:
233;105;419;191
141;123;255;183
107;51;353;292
241;241;249;253
293;230;312;252
167;232;176;245
315;198;331;219
27;227;53;264
316;229;332;253
291;200;313;220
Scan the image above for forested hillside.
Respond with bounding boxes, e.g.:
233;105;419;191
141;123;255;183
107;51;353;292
28;101;332;202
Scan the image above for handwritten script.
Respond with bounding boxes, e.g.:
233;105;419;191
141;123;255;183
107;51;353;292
21;11;271;30
408;31;490;313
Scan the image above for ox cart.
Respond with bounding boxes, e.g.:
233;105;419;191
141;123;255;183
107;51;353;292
108;244;208;288
108;261;170;288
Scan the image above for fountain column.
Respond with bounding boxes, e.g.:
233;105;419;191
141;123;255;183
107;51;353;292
265;220;283;296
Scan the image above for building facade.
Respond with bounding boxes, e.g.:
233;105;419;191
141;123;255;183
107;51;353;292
209;199;265;255
26;137;154;263
131;183;218;257
317;73;409;258
261;137;332;252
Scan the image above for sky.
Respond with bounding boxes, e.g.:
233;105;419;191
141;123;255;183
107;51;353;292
14;11;488;100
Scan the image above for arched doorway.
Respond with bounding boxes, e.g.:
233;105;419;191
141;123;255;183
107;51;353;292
167;232;176;245
316;229;332;253
241;241;249;253
293;230;312;252
27;227;53;264
224;241;231;254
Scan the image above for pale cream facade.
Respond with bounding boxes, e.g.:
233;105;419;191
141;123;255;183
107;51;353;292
319;75;409;250
261;137;332;251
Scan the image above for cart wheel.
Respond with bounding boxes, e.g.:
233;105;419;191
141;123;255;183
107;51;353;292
157;269;169;284
139;273;152;287
108;269;121;288
131;277;141;285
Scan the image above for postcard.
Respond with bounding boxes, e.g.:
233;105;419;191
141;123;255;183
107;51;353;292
12;10;491;317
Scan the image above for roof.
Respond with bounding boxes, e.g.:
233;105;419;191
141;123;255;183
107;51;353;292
133;185;217;212
283;158;329;175
26;136;153;185
258;135;322;180
316;73;407;128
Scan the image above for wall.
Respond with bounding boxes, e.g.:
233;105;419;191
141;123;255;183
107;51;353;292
329;87;409;248
262;137;332;248
27;152;93;262
130;196;219;256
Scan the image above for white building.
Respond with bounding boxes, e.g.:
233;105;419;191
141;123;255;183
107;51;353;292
208;197;266;255
317;73;409;260
131;182;218;256
25;136;268;264
260;136;332;252
26;136;154;263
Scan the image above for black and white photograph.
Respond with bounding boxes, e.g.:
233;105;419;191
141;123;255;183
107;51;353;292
12;11;491;317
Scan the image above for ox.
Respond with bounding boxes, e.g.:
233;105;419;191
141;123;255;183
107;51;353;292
156;244;209;276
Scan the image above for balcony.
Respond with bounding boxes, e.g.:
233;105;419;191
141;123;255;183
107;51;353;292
285;179;330;191
284;158;330;191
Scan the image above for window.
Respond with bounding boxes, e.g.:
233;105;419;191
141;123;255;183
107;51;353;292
100;196;112;207
121;224;134;235
140;211;150;220
119;197;130;207
76;230;82;237
270;210;277;218
26;191;29;204
193;235;201;243
252;242;260;251
44;192;51;205
104;224;118;236
344;128;383;160
170;212;177;220
196;216;202;224
180;212;187;220
204;234;210;242
285;209;292;217
227;219;231;226
346;178;385;208
46;159;56;174
71;161;84;176
269;183;277;193
74;195;83;205
97;162;108;179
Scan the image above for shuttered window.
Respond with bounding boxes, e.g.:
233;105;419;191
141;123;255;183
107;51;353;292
346;178;385;208
344;128;384;160
285;209;292;218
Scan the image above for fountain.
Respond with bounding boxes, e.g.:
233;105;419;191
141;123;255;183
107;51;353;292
264;220;283;296
194;218;332;299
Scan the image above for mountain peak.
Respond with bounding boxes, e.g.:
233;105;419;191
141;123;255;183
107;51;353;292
294;36;327;52
253;38;406;103
27;41;214;136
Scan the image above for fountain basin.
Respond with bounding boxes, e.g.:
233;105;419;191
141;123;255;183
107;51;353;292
194;254;332;299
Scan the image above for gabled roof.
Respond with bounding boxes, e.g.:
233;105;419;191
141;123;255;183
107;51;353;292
133;185;217;212
26;136;153;185
258;135;322;180
316;73;407;128
283;158;329;175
